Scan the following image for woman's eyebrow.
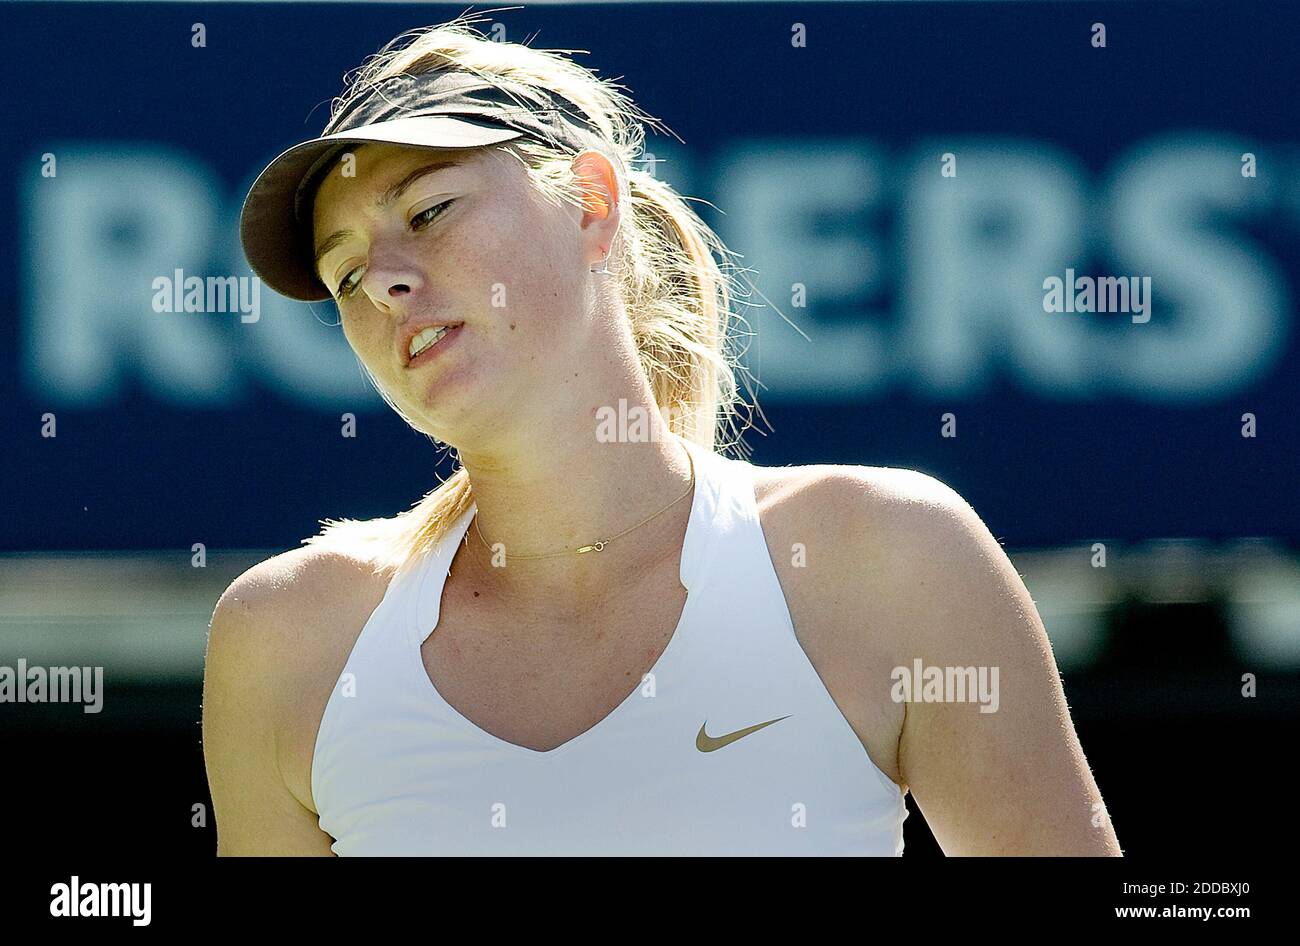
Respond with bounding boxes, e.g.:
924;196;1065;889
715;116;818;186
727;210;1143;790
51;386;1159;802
378;160;462;209
314;160;463;271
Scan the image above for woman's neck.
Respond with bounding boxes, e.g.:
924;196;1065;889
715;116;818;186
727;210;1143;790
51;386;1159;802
453;420;695;605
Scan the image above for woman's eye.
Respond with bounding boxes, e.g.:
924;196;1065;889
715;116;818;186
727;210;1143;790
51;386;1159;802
333;200;453;299
336;267;363;299
411;198;454;230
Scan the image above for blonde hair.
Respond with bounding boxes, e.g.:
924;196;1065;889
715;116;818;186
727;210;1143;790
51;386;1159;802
302;11;763;576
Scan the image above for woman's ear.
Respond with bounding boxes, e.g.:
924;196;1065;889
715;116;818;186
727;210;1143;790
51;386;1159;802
570;149;621;271
571;149;620;224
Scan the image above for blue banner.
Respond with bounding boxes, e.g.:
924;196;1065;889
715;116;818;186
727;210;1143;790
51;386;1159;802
4;1;1297;550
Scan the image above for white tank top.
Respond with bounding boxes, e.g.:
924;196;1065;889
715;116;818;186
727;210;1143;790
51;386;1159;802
311;437;908;855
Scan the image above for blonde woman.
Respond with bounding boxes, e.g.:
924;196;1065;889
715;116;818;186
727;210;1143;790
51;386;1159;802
203;16;1120;856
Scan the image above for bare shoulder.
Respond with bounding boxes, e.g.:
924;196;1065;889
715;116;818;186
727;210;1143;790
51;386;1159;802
213;544;395;638
750;459;1022;658
209;545;395;695
205;545;396;812
751;460;970;523
752;459;1120;854
747;460;979;789
750;460;981;590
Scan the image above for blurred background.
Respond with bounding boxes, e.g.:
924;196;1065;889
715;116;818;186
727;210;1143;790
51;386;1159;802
2;0;1297;857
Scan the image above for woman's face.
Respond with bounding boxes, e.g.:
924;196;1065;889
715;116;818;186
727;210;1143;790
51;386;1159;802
312;141;608;441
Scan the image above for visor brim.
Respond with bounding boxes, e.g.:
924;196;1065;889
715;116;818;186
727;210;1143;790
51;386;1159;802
239;115;526;302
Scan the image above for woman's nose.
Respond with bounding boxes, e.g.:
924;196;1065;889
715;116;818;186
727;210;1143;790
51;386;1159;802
362;251;424;307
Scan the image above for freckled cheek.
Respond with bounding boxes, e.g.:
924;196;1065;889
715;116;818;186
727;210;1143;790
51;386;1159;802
500;244;574;321
441;224;511;299
442;212;574;333
433;262;512;335
341;314;392;371
471;206;549;287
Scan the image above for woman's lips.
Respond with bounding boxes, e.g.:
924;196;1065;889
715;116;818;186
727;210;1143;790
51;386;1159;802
405;323;464;369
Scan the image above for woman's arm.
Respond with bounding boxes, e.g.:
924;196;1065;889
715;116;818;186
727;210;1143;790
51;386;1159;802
202;569;337;856
852;469;1122;856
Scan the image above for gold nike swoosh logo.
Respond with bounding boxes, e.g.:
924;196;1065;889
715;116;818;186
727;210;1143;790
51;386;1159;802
695;715;791;752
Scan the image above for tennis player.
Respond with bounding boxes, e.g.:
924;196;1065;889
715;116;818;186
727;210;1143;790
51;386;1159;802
203;16;1121;856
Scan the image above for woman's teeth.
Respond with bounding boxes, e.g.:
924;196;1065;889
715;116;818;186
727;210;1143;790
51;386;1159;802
409;325;451;359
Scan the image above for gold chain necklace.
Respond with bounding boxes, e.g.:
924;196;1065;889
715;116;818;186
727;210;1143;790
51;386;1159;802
471;442;696;560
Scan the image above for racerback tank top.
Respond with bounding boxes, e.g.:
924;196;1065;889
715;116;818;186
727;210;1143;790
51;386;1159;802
310;436;908;855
